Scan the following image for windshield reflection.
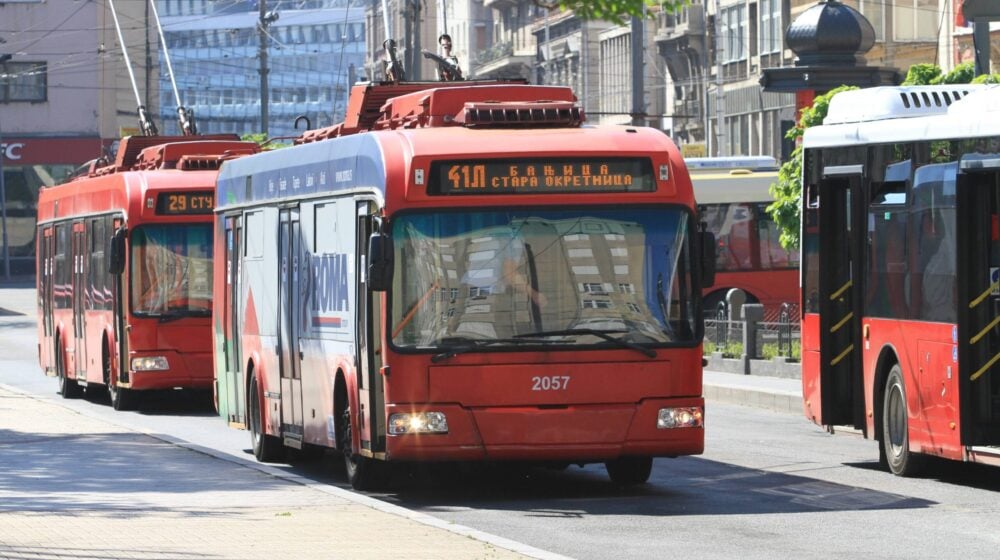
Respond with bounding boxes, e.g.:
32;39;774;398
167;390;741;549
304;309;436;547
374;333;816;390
130;224;213;318
390;207;696;350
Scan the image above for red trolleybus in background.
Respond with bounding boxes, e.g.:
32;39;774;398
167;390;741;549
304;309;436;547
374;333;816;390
36;136;258;410
687;156;799;318
801;84;1000;475
213;81;716;489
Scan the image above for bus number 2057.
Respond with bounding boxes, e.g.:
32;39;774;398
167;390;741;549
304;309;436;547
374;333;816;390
532;375;571;391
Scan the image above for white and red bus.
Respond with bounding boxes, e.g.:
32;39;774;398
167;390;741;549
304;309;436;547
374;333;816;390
36;135;258;410
212;81;716;488
687;156;799;317
800;84;1000;475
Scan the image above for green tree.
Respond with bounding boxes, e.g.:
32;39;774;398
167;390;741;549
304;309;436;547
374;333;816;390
540;0;689;24
901;63;941;85
241;132;289;150
766;85;856;250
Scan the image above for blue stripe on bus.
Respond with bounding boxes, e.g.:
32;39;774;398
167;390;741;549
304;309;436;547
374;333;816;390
216;134;386;208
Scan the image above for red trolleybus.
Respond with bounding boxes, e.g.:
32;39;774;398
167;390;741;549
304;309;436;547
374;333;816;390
36;136;258;410
801;84;1000;475
213;81;716;488
687;157;799;317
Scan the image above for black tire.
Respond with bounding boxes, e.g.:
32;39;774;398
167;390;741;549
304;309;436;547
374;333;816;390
339;404;376;490
882;365;923;476
56;341;82;399
605;456;653;486
249;375;285;462
105;352;134;411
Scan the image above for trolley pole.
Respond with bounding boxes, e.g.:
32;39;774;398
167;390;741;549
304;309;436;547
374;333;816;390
629;14;644;127
0;51;11;280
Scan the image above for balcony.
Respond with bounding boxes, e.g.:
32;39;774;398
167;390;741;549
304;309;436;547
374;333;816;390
655;4;706;44
483;0;519;9
471;40;533;80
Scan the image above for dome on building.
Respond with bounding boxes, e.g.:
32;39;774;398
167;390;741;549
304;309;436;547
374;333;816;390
786;0;876;65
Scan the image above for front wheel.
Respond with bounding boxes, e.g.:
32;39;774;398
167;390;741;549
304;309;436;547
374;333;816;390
605;456;653;486
339;406;377;490
882;365;923;476
105;353;134;411
56;342;83;399
249;375;285;463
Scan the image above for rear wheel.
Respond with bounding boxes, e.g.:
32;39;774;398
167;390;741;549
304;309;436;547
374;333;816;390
882;365;923;476
249;375;285;462
605;456;653;486
56;341;82;399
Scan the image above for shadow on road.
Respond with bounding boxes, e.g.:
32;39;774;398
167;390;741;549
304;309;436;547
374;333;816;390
355;456;938;518
844;456;1000;492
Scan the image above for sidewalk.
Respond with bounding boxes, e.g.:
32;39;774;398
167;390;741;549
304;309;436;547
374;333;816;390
0;385;562;560
703;369;802;415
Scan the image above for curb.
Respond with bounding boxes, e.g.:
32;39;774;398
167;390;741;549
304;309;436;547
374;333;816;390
703;376;802;415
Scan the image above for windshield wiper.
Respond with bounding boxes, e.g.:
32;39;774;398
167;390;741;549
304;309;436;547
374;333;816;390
514;328;656;358
430;336;559;363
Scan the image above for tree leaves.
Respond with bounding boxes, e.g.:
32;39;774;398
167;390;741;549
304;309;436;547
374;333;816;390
545;0;689;25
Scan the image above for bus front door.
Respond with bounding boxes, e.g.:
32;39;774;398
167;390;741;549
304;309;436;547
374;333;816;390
222;216;245;426
278;209;304;446
40;227;55;374
957;159;1000;446
354;202;385;455
72;222;87;380
812;167;865;429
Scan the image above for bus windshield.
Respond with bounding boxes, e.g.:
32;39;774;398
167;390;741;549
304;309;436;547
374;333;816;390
130;224;213;318
390;207;697;351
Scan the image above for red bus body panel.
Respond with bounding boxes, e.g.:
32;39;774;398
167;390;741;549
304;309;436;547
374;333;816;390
801;312;822;423
862;319;962;460
382;350;703;461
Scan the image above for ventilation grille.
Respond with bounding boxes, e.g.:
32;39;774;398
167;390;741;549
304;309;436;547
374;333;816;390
461;101;583;127
897;88;971;110
823;86;984;125
177;156;223;170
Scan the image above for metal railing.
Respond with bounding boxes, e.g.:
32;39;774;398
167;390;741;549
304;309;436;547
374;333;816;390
704;302;800;361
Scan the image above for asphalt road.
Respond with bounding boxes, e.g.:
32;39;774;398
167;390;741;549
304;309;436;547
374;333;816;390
4;285;1000;559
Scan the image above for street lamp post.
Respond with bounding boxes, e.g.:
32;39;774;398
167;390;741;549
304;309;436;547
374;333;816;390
0;52;12;280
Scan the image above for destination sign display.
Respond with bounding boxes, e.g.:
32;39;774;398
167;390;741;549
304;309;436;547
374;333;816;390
428;158;655;195
156;191;214;215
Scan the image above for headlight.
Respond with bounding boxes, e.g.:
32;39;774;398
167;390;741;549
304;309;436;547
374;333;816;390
131;356;169;371
388;412;448;435
657;407;703;429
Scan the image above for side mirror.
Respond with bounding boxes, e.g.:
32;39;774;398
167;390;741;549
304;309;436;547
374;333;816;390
108;227;127;275
700;230;716;288
367;232;394;292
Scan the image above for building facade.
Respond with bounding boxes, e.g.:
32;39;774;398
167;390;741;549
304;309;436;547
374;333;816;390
158;0;365;138
0;0;154;275
365;0;439;82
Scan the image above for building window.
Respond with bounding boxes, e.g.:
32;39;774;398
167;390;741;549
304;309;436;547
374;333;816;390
722;5;747;63
469;286;492;297
580;282;608;294
892;0;936;42
759;0;781;55
0;61;47;102
842;0;885;42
